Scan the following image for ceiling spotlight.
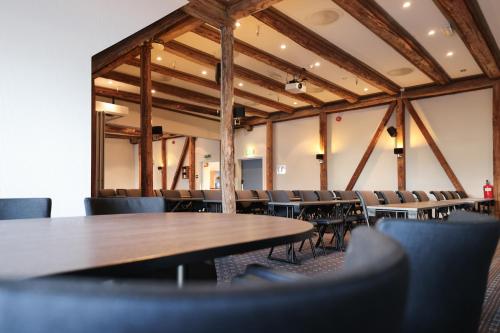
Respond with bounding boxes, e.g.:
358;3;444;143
446;51;454;57
107;80;113;85
280;44;287;50
293;101;298;105
201;70;208;75
363;88;369;92
156;56;162;61
402;2;411;9
238;82;244;87
427;29;436;36
151;89;156;94
314;62;321;67
235;21;241;28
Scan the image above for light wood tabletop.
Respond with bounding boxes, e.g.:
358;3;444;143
0;213;313;280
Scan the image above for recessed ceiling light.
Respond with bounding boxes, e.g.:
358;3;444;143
427;29;436;36
238;82;244;87
305;10;339;26
151;89;156;94
293;101;298;105
403;2;411;9
107;80;113;85
363;88;369;92
201;70;208;75
156;56;162;61
314;62;321;67
446;51;454;57
280;44;287;50
235;21;241;28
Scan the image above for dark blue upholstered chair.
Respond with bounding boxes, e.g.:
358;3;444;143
84;197;166;216
377;213;499;333
0;198;52;220
0;227;408;333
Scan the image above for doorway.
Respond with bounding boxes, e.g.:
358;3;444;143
241;158;263;190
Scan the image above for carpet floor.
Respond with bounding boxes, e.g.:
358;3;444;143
215;238;500;333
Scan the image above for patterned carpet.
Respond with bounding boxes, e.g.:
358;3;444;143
215;237;500;333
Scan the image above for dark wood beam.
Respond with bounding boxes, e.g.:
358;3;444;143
319;111;328;190
92;47;140;79
405;99;465;191
140;42;154;197
162;138;167;191
105;124;141;137
433;0;500;79
229;0;283;20
333;0;450;85
91;80;98;197
396;98;406;191
492;82;500;217
156;16;203;43
127;57;288;114
220;25;237;213
346;102;396;190
242;75;496;126
189;137;196;190
266;119;273;190
164;40;324;106
92;8;190;76
170;138;190;190
184;0;231;27
193;24;359;102
253;8;400;95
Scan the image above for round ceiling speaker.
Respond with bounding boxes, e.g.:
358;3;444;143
305;10;340;26
387;67;414;77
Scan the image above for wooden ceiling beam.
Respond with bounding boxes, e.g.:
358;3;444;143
193;24;359;102
433;0;500;79
253;8;400;95
92;47;140;79
184;0;231;27
332;0;450;85
242;75;496;126
165;40;324;106
228;0;283;20
126;57;293;113
155;16;204;43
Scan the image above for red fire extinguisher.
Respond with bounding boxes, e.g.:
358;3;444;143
483;180;493;199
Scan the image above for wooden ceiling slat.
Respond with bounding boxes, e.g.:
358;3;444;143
184;0;230;28
193;24;359;102
228;0;284;20
126;58;294;113
165;40;324;106
433;0;500;79
253;7;401;95
332;0;450;85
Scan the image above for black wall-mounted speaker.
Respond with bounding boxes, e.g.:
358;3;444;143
387;126;397;138
152;126;163;135
215;63;221;85
233;106;245;118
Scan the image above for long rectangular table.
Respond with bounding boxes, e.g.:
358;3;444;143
203;198;269;213
165;198;204;212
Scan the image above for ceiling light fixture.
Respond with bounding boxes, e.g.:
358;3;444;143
238;82;244;87
427;29;436;36
403;2;411;9
446;51;454;57
201;70;208;75
293;101;298;105
235;21;241;28
363;88;369;92
151;89;156;94
314;62;321;67
107;80;113;85
156;56;162;61
280;44;287;50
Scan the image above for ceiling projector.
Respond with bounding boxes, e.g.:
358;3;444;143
285;79;307;94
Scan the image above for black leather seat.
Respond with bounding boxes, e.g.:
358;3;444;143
377;213;499;333
0;227;409;333
0;198;52;220
84;197;167;216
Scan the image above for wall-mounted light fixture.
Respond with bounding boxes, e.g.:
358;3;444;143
387;126;404;157
316;153;324;163
393;147;404;157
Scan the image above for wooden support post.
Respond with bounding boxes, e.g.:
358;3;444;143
493;82;500;217
346;102;397;190
405;99;465;191
319;111;328;190
170;138;190;190
189;137;196;190
396;98;406;190
220;25;236;213
140;41;154;197
266;120;273;190
161;138;167;191
91;79;98;197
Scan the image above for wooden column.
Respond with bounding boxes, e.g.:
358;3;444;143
189;137;196;190
266;120;274;190
91;79;98;197
319;111;328;190
493;82;500;217
220;25;236;213
140;41;154;197
161;138;167;191
396;98;406;190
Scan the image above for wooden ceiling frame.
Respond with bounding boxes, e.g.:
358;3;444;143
332;0;450;85
253;7;401;95
193;24;359;102
433;0;500;79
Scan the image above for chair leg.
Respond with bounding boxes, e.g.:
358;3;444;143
308;237;317;258
298;240;305;252
268;247;274;258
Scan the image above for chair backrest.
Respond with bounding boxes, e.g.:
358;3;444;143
299;190;318;201
268;190;290;202
98;189;116;197
125;189;142;197
450;191;460;199
203;190;222;200
355;191;380;225
162;190;181;199
412;191;430;202
457;190;468;198
116;189;127;196
377;191;401;204
254;190;269;200
287;191;299;201
397;191;416;203
334;191;357;200
316;190;335;201
441;191;454;200
154;190;163;197
189;190;204;199
236;190;254;200
84;197;167;216
178;190;191;198
430;191;445;201
0;227;408;333
0;198;52;220
377;216;499;333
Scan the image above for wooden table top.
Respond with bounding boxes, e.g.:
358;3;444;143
0;213;313;280
268;199;359;206
204;198;269;203
165;197;204;202
367;198;489;211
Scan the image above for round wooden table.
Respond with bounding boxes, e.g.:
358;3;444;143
0;213;313;285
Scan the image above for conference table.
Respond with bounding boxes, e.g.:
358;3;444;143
367;198;494;219
165;197;204;212
0;213;313;287
203;198;269;213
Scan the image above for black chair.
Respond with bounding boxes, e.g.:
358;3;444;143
441;191;454;200
99;189;116;197
254;190;269;200
236;190;255;213
376;191;401;204
377;214;499;333
84;197;166;216
298;190;318;202
203;190;222;212
316;190;335;201
430;191;446;201
124;189;141;197
412;190;430;202
457;190;468;198
397;191;416;203
162;190;180;199
356;191;381;226
0;198;52;220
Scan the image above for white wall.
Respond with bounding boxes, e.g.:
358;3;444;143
235;125;267;189
234;89;493;197
0;0;186;216
104;139;137;189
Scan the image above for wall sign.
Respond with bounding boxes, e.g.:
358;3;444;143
276;164;287;175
